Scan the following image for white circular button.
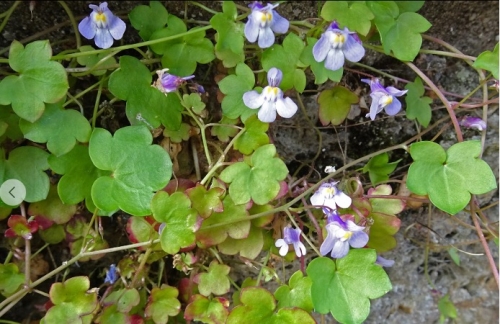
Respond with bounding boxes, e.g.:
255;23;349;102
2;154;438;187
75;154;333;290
0;179;26;206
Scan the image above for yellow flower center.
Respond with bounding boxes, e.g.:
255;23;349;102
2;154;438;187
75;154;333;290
95;12;107;23
323;186;337;198
332;32;346;46
341;231;353;241
381;95;393;107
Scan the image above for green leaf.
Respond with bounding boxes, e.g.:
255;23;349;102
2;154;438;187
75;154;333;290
163;122;191;143
43;276;98;324
28;184;77;224
262;33;306;91
227;287;315;324
274;271;313;312
196;195;250;247
19;100;91;157
129;1;169;41
108;56;182;131
126;216;162;251
0;263;25;297
211;116;239;142
196;261;231;296
0;146;49;203
234;115;269;155
103;288;140;313
300;38;343;84
49;144;107;208
318;86;358;126
89;126;172;216
404;77;432;127
394;1;424;13
182;93;206;115
362;153;400;186
473;43;499;79
438;294;457;321
366;1;399;42
145;284;181;324
151;191;198;254
447;247;460;266
307;250;392;323
0;106;22;141
218;224;263;259
38;224;65;244
219;63;256;120
76;46;117;76
0;41;68;122
407;141;497;214
185;295;229;324
383;12;431;61
219;144;289;205
210;1;245;67
186;184;224;218
320;1;374;35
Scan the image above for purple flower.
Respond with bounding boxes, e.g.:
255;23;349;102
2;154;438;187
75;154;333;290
458;116;487;131
78;2;126;49
313;21;365;71
320;216;368;259
376;255;395;267
361;78;408;120
155;69;195;93
244;2;289;48
243;68;298;123
275;226;306;257
104;264;118;284
310;182;352;211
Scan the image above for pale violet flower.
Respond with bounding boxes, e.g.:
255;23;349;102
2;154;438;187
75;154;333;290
458;116;487;131
361;78;408;120
245;2;289;48
376;255;395;267
313;21;365;71
153;69;195;93
78;2;126;49
320;213;368;259
275;226;306;257
310;182;352;210
104;264;118;284
243;68;298;123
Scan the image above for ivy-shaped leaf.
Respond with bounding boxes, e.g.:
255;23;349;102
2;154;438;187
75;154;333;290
262;33;306;91
473;43;499;79
219;63;256;120
219;144;289;205
144;285;181;324
76;45;117;76
151;191;198;254
366;1;399;42
0;40;68;122
383;12;432;61
195;261;231;296
186;184;224;219
362;152;401;186
407;141;497;214
126;216;162;251
19;100;91;157
0;263;25;297
182;93;206;115
129;1;169;41
0;106;23;141
28;184;77;225
103;288;141;313
0;146;49;203
89;126;172;216
185;294;229;324
196;195;250;247
227;287;315;324
307;251;392;324
234;115;269;155
320;1;374;36
405;77;432;127
163;123;191;143
210;1;245;67
318;86;358;126
211;116;239;142
108;55;182;131
42;276;98;324
274;270;313;312
395;1;425;13
299;38;343;84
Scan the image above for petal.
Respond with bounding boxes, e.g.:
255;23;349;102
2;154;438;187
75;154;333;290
384;98;402;116
368;95;384;120
312;33;330;62
385;86;408;97
376;255;395;267
94;28;114;49
108;16;126;40
257;100;277;122
270;11;289;34
244;14;259;43
276;97;298;118
275;238;286;248
78;17;96;40
243;91;265;109
343;34;365;62
310;191;324;207
330;240;349;258
324;49;344;71
275;239;289;256
345;220;365;232
294;242;306;257
267;68;283;87
323;197;338;211
334;191;352;208
320;233;335;256
258;27;275;48
349;230;369;248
